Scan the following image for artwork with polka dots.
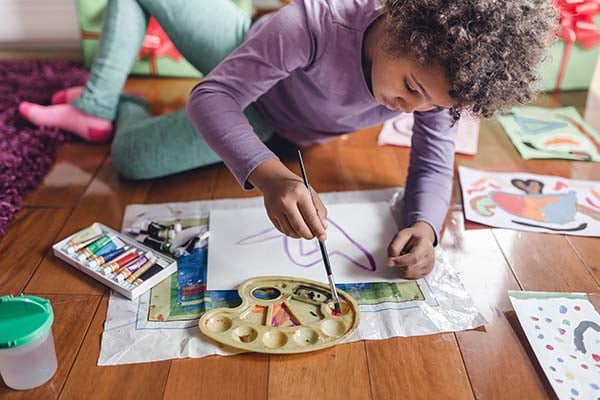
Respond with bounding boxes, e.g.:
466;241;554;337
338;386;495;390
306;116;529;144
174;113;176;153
510;291;600;400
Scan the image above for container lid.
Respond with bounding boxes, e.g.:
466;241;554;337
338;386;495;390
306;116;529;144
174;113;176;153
0;295;54;349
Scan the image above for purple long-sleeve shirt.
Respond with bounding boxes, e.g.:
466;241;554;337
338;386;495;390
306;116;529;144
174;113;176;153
187;0;457;241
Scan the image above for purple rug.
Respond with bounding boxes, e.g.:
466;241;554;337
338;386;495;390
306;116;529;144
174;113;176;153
0;60;88;237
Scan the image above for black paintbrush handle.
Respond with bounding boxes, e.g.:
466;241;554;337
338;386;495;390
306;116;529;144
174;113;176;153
297;151;312;195
319;241;333;275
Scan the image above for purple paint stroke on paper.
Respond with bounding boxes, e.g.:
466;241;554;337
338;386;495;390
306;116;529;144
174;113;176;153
236;217;377;271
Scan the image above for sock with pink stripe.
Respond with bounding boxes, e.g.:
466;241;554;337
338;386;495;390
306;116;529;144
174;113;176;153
51;86;85;105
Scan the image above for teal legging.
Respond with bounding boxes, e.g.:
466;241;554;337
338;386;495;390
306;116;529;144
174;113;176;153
74;0;274;180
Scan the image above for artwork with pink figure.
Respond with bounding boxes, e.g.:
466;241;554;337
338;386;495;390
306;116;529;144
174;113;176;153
509;291;600;400
459;166;600;236
206;202;401;290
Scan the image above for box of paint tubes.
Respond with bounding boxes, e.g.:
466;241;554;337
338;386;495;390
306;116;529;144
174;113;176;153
52;223;177;299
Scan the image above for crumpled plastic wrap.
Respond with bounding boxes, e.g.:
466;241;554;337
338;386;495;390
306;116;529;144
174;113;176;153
98;188;486;365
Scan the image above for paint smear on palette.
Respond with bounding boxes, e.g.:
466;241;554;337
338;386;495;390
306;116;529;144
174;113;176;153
271;303;299;328
509;291;600;400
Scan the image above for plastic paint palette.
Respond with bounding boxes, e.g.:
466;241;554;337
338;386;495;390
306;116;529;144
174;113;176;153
199;276;360;354
52;223;177;299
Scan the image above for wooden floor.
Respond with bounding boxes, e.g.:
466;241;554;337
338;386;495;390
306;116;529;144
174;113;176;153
1;75;598;400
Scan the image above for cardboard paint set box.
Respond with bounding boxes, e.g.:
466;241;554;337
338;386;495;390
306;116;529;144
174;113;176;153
52;223;177;299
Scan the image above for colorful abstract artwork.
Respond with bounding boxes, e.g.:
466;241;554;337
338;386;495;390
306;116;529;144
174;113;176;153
509;291;600;400
459;166;600;236
496;106;600;161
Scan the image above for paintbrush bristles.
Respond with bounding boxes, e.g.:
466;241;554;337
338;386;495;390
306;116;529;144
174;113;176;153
334;302;341;314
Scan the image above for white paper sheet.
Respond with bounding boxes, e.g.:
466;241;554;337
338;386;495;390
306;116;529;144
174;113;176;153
377;113;480;155
509;291;600;400
207;202;400;290
459;166;600;236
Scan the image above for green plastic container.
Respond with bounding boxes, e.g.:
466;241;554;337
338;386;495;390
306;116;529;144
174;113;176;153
0;295;57;390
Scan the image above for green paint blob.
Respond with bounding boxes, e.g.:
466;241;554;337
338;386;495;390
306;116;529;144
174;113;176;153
562;319;571;326
565;372;574;380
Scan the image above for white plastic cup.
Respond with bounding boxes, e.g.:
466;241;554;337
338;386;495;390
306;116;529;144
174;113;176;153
0;295;58;390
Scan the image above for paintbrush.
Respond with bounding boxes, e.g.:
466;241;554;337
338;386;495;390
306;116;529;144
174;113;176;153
297;150;342;315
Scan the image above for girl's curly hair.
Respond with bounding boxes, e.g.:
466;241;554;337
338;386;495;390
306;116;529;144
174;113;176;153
383;0;558;119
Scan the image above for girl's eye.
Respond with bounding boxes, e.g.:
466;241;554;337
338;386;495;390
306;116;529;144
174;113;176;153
404;79;418;94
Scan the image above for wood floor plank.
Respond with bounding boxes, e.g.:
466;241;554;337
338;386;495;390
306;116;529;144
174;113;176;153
210;127;405;200
442;212;551;399
23;143;109;208
59;296;170;400
366;335;474;400
297;128;406;192
145;165;218;203
268;342;371;400
25;158;150;295
123;77;197;117
0;208;70;294
163;354;268;400
0;294;100;400
567;236;600;284
210;166;262;200
337;128;407;191
493;230;599;293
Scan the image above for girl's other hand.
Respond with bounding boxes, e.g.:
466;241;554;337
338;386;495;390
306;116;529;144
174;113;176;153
386;221;436;279
250;158;328;241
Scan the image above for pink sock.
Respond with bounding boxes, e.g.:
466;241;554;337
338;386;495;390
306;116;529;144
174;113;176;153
19;102;113;143
52;86;146;105
51;86;85;105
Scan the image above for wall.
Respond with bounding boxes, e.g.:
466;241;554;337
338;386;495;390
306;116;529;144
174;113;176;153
0;0;81;49
0;0;285;50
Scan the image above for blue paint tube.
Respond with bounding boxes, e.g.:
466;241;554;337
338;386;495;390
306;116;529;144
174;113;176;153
87;246;130;269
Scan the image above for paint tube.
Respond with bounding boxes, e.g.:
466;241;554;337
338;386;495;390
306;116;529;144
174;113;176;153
171;231;210;257
136;234;172;253
102;251;140;275
125;257;156;284
129;264;163;286
115;252;153;282
87;246;130;269
67;223;103;245
92;237;125;258
64;234;104;255
153;227;179;240
78;236;124;262
79;235;113;258
171;237;198;258
147;222;181;236
117;254;156;283
126;222;182;239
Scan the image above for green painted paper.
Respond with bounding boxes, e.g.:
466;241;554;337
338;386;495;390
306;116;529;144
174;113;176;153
496;106;600;162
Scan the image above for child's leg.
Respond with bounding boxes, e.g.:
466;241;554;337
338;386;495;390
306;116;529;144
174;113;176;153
18;0;149;141
110;0;258;179
74;0;149;119
111;96;274;180
136;0;251;74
